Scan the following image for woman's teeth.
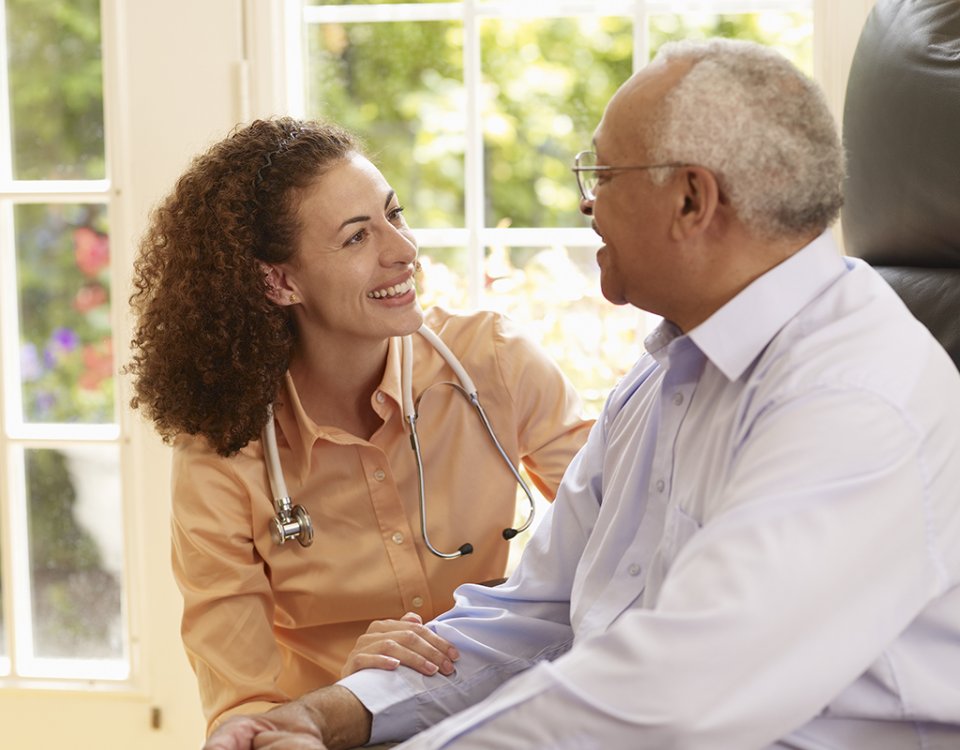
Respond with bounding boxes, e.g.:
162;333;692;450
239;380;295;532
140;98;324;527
367;278;414;299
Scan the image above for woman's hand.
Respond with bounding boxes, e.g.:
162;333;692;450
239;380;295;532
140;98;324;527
341;612;460;678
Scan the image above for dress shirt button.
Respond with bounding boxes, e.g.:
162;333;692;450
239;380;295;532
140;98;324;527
412;596;424;608
628;563;641;577
392;532;404;544
373;469;386;481
376;391;385;403
656;479;665;493
673;392;684;406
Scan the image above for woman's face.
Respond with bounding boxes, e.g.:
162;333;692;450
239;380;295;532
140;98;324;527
274;153;423;346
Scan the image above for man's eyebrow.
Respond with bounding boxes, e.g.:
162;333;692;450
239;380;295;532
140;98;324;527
337;190;397;232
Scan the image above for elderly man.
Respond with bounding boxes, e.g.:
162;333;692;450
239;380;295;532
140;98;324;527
204;38;960;750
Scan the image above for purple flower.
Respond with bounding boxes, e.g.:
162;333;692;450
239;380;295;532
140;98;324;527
20;343;44;382
47;327;81;357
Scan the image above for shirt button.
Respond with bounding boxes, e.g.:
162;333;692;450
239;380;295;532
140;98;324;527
376;391;385;403
673;392;684;406
392;532;404;544
412;596;424;608
628;564;641;577
373;469;386;481
656;479;665;493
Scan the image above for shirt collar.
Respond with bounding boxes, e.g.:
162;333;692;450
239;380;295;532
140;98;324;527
649;230;847;382
275;336;405;484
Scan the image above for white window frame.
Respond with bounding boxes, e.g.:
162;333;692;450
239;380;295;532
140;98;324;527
281;0;820;312
0;0;137;690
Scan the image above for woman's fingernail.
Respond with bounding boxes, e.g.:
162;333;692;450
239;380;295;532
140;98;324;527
441;660;455;674
425;661;439;675
448;647;460;661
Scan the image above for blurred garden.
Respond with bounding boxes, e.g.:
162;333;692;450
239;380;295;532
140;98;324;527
304;6;812;415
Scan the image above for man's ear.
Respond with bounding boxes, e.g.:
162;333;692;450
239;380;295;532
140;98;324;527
260;263;300;306
671;166;720;241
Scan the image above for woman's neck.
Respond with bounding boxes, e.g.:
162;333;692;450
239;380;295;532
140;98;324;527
288;334;392;441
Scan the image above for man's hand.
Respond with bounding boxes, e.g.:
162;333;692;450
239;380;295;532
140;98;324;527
202;687;372;750
341;612;459;679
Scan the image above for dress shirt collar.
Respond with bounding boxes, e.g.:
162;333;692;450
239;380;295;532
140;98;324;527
646;230;846;382
277;336;405;483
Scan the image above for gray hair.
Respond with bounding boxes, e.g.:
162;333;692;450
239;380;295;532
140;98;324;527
644;38;844;239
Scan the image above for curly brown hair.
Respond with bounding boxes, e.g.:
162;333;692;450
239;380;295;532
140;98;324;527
126;117;362;456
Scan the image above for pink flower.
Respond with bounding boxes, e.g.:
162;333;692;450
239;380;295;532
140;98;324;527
78;337;114;391
73;283;109;313
73;227;110;278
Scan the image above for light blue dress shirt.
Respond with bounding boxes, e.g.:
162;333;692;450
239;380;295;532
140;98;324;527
341;231;960;750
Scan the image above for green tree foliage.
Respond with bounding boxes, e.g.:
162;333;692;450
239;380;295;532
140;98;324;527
306;11;812;232
5;0;105;180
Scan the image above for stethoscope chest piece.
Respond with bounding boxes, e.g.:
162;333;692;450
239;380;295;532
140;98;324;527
270;496;314;547
262;405;314;548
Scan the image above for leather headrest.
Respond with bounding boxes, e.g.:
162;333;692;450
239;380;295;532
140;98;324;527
841;0;960;268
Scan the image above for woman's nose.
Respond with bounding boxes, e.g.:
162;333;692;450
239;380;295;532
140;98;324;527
385;225;418;264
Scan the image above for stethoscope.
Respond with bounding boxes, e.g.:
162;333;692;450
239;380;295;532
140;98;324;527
261;325;536;559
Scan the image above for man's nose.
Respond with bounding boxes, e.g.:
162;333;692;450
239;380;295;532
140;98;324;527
579;195;594;216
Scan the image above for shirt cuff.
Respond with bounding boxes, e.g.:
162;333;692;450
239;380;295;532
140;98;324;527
338;669;419;745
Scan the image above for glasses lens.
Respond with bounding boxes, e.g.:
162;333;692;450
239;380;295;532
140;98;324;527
576;151;598;200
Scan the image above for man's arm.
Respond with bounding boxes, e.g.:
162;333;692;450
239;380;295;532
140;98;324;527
337;418;609;745
202;686;371;750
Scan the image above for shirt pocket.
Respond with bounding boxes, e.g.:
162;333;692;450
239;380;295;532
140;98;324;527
659;503;701;575
643;502;702;606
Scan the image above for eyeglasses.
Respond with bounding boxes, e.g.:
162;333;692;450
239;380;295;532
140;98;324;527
571;150;690;202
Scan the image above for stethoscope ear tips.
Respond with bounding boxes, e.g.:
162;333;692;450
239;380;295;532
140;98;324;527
501;528;519;541
458;543;474;556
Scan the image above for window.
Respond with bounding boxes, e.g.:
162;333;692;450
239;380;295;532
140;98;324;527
288;0;813;416
0;0;128;683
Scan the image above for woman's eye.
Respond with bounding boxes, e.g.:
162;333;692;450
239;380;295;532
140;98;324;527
346;229;368;245
388;205;406;222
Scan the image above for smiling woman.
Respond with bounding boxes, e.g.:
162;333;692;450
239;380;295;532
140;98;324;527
123;117;593;736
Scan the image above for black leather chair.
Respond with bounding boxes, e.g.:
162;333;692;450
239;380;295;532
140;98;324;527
842;0;960;370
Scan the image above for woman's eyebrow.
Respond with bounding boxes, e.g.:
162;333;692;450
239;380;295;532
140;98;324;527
337;190;397;232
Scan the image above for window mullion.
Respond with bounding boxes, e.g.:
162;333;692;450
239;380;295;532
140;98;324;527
0;0;11;181
464;0;484;309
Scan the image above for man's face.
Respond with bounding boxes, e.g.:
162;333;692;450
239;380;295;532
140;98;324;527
583;60;693;316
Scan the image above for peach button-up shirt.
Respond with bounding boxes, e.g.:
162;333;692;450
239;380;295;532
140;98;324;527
170;307;593;734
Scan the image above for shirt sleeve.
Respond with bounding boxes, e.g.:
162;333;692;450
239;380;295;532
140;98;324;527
339;417;607;744
345;386;947;749
171;436;289;735
488;313;595;500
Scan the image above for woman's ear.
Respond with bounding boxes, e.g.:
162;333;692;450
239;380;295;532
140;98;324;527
671;166;721;241
261;263;300;306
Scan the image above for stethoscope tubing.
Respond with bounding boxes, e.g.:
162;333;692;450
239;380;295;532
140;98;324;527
263;325;536;556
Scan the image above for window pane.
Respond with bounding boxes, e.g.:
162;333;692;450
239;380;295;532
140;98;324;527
307;0;448;5
650;13;813;74
4;0;106;180
481;17;633;230
418;248;470;310
25;446;124;661
483;244;642;417
15;203;114;425
305;20;465;227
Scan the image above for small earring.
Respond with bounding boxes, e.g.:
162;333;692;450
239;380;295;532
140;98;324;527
290;294;299;303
